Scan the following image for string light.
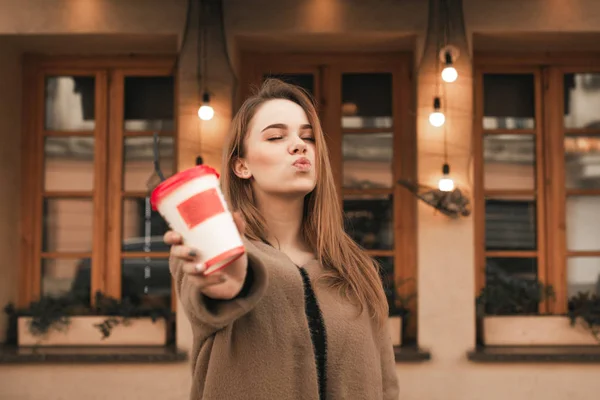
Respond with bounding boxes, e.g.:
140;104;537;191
197;0;213;121
438;163;454;192
198;92;214;121
434;2;455;194
441;50;458;83
429;97;445;127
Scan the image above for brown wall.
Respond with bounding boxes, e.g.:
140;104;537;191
0;41;21;344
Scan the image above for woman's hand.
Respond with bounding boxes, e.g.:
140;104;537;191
164;212;248;300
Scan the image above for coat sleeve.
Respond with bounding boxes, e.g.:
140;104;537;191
380;322;400;399
170;238;269;337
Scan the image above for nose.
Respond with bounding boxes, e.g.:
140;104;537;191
289;135;307;155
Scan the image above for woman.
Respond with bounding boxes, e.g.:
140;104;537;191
165;79;399;400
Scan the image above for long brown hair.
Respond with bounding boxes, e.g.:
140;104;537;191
221;79;389;326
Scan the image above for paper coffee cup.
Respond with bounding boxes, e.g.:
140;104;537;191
150;165;245;275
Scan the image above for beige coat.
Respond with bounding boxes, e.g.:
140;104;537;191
172;238;399;400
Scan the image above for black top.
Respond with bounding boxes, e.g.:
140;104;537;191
259;239;328;398
298;267;328;400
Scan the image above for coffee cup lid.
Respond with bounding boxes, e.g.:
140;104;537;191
150;165;220;210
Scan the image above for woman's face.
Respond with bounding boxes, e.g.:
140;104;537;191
235;99;317;199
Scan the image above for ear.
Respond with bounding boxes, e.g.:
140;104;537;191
233;158;252;179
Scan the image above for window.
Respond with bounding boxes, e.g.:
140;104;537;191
19;57;177;311
474;54;600;313
241;53;417;336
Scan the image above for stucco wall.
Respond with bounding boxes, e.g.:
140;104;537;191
464;0;600;33
0;0;187;36
2;0;600;399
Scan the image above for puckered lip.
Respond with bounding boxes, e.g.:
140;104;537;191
292;157;311;167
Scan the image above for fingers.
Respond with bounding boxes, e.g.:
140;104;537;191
171;245;200;262
180;262;227;288
164;230;183;245
188;273;227;289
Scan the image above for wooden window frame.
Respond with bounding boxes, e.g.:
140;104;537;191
18;55;178;312
239;52;418;336
474;52;600;314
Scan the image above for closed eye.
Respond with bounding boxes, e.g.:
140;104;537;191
302;137;316;142
266;136;283;141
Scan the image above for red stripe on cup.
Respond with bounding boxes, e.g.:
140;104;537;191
176;188;225;229
203;246;246;275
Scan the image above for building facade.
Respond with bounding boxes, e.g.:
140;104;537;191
1;0;600;399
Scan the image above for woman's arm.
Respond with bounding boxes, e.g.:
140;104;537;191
171;238;269;336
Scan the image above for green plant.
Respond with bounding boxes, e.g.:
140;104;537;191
568;291;600;342
91;292;174;338
476;266;555;316
4;291;174;340
4;294;87;337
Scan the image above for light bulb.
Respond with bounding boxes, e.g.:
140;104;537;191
438;177;454;192
441;51;458;83
438;163;454;192
198;105;214;121
429;97;445;127
198;92;214;121
442;66;458;83
429;112;445;127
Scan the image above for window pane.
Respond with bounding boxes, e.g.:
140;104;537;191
567;257;600;297
376;257;399;315
564;73;600;129
123;136;175;192
565;136;600;189
342;73;392;129
45;76;95;131
42;258;90;300
566;196;600;251
44;136;95;191
121;257;171;308
484;134;535;190
485;257;539;314
42;198;94;253
343;194;393;250
485;195;537;251
124;77;174;131
343;133;393;189
263;73;314;96
483;74;535;130
122;197;170;252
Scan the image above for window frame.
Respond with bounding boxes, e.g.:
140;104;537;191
474;52;600;314
239;52;418;336
18;55;178;311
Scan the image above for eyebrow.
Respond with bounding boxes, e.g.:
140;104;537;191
260;123;313;133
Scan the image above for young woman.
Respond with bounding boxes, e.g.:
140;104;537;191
165;79;399;400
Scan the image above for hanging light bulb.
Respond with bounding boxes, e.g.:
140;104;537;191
198;92;214;121
429;97;445;127
438;163;454;192
441;51;458;83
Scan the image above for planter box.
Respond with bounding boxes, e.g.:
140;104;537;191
483;315;598;346
18;316;167;347
387;316;403;347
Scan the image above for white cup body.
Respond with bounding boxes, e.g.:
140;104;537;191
157;174;244;274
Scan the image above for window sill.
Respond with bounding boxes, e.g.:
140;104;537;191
467;345;600;363
0;344;426;364
394;344;431;362
0;345;188;364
